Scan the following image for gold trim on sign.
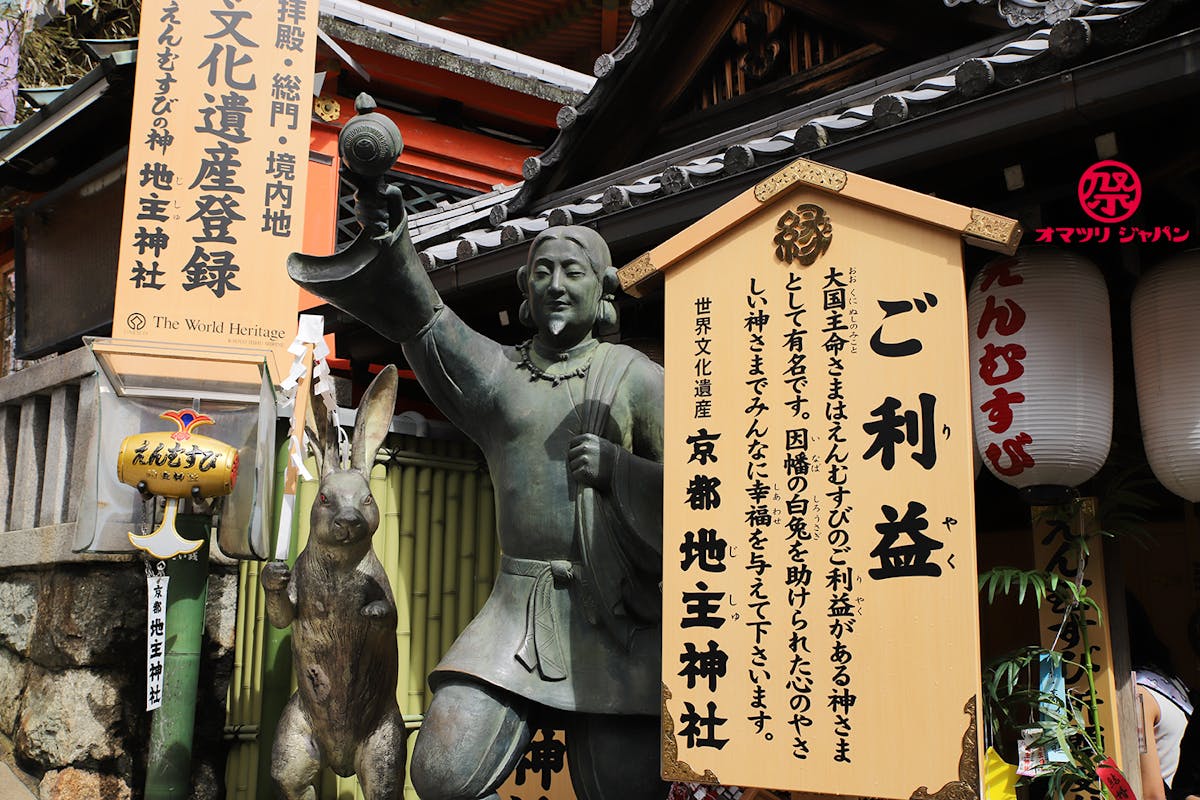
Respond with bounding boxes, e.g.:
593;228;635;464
909;696;980;800
618;252;656;292
963;209;1022;254
754;158;848;203
661;684;721;784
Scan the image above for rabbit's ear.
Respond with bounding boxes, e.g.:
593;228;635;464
351;364;397;476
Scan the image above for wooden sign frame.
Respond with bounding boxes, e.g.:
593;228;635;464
629;157;1020;799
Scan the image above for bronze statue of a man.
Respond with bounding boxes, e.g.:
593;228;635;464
289;167;665;800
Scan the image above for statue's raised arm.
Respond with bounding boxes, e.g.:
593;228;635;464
287;96;506;436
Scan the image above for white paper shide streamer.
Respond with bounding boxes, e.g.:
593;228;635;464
275;314;339;561
1132;251;1200;502
145;565;169;711
968;248;1113;493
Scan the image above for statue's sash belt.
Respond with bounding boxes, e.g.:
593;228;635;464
502;555;580;682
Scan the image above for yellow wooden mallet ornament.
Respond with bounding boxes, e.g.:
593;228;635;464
117;409;239;559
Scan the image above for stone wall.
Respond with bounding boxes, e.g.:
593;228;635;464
0;560;239;799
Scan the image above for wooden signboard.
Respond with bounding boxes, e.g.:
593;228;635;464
1032;500;1126;794
111;0;320;380
620;158;1020;798
497;728;578;800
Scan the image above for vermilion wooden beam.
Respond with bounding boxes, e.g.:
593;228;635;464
601;0;619;53
333;40;567;130
323;97;535;190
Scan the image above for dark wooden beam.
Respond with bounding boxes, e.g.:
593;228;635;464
656;43;891;152
776;0;1000;55
504;0;600;51
383;0;491;22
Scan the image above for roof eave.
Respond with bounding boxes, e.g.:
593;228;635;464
431;26;1200;299
0;51;136;192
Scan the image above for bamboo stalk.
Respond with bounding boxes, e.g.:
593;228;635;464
249;559;266;719
408;468;432;713
404;729;420;800
396;465;417;715
246;559;266;800
424;470;447;701
230;562;251;724
226;561;251;798
234;563;255;800
457;470;478;633
382;466;410;717
371;461;391;572
225;748;241;800
251;437;293;800
243;741;258;800
440;470;461;658
238;561;260;729
475;474;496;615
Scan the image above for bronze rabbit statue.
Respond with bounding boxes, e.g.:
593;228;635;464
261;365;404;799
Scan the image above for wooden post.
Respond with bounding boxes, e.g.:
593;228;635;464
275;343;313;561
1031;499;1135;794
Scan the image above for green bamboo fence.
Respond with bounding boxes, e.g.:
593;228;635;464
224;434;494;799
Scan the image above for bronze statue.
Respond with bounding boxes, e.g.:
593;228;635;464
261;366;406;800
287;98;665;800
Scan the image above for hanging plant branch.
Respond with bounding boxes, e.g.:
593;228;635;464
13;0;138;122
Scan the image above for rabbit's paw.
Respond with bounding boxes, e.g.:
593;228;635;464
261;561;292;592
361;600;394;620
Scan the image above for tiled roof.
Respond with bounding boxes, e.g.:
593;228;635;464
945;0;1111;28
407;0;1179;271
319;0;596;99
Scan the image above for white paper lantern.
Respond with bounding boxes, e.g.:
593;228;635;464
1131;251;1200;502
967;247;1113;496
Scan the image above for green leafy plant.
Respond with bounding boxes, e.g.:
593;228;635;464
983;645;1109;798
978;496;1122;797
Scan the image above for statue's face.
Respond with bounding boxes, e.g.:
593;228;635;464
527;237;602;348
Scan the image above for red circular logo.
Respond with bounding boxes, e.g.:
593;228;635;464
1077;160;1141;224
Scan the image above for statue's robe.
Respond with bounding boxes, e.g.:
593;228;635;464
290;212;664;715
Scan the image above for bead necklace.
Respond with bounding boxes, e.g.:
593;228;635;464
516;339;597;387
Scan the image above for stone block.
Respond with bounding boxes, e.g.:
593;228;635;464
0;647;28;736
37;385;77;527
38;767;131;800
9;396;49;530
0;574;40;655
204;568;240;655
31;566;143;668
15;666;127;768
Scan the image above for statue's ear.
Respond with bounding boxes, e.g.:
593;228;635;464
516;264;528;291
595;267;621;332
602;266;620;295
